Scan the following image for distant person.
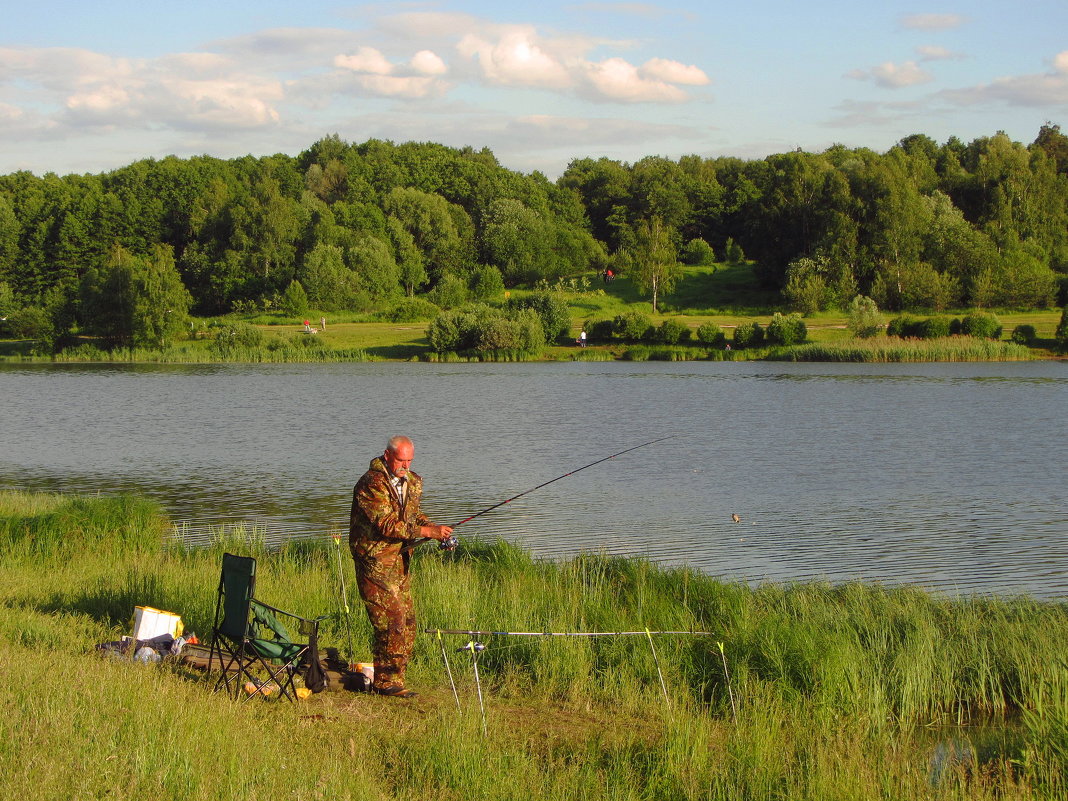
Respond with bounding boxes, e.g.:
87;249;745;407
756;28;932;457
320;316;326;331
303;319;311;332
579;329;587;347
348;436;454;698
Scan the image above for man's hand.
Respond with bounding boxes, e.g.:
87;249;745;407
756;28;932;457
419;524;454;541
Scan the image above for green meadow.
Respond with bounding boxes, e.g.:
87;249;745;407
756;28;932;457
3;489;1068;800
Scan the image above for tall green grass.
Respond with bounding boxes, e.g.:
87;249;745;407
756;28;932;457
41;340;375;364
2;490;1066;799
770;336;1033;362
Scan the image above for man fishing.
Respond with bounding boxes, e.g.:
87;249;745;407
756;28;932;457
349;435;453;698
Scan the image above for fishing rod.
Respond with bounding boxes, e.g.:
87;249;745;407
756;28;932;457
404;435;675;553
168;436;674;551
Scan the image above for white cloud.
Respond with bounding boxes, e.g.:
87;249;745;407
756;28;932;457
901;14;967;31
873;61;933;88
584;57;687;102
156;77;283;128
335;47;394;75
934;51;1068;107
0;12;713;174
349;73;444;99
331;46;449;98
848;60;933;89
453;23;708;102
640;58;710;86
411;50;447;76
66;84;130;113
457;28;573;89
0;45;285;133
916;45;964;62
834;51;1068;133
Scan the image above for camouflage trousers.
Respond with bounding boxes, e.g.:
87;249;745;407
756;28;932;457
353;550;416;691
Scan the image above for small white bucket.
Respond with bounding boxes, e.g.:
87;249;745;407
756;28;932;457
131;606;184;640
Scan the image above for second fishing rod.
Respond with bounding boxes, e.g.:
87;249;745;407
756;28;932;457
402;435;675;553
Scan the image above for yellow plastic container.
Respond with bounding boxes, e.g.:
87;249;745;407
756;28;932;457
130;606;184;640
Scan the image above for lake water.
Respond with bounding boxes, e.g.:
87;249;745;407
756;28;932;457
1;360;1066;599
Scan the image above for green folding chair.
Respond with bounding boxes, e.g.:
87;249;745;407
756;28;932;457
208;552;327;701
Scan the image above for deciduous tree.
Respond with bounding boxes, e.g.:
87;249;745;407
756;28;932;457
626;216;680;313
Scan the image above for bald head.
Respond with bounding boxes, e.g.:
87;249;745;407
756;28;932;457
387;435;413;453
384;436;414;478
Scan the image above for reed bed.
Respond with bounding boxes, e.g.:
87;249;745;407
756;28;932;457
2;341;375;364
2;489;1066;800
774;336;1033;362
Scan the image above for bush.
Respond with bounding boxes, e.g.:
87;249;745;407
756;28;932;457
504;292;570;344
380;297;440;322
917;316;953;339
1010;324;1038;346
960;312;1003;340
681;238;716;266
1057;307;1068;351
765;312;807;346
4;306;54;344
724;237;745;265
886;315;923;338
847;295;884;338
695;321;726;347
585;319;615;342
209;321;265;357
733;321;764;348
428;304;543;354
613;311;653;342
427;309;465;352
427;274;468;310
469;264;505;301
657;318;690;345
474;309;542;353
279;280;309;317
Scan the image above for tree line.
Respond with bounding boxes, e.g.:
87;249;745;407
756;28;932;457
1;126;1066;348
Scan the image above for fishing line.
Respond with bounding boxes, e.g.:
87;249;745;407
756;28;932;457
169;435;676;550
404;435;676;552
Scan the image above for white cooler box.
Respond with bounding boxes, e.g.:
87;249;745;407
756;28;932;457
131;606;184;641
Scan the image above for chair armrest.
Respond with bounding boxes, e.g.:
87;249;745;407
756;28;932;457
250;600;325;638
251;599;316;625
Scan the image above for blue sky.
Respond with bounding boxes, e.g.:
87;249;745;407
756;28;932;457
2;0;1066;178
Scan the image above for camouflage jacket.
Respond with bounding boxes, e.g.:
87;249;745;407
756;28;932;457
348;456;432;565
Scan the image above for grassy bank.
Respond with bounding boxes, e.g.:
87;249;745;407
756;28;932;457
2;490;1068;800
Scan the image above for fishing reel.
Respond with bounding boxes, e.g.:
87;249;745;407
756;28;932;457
439;534;458;551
